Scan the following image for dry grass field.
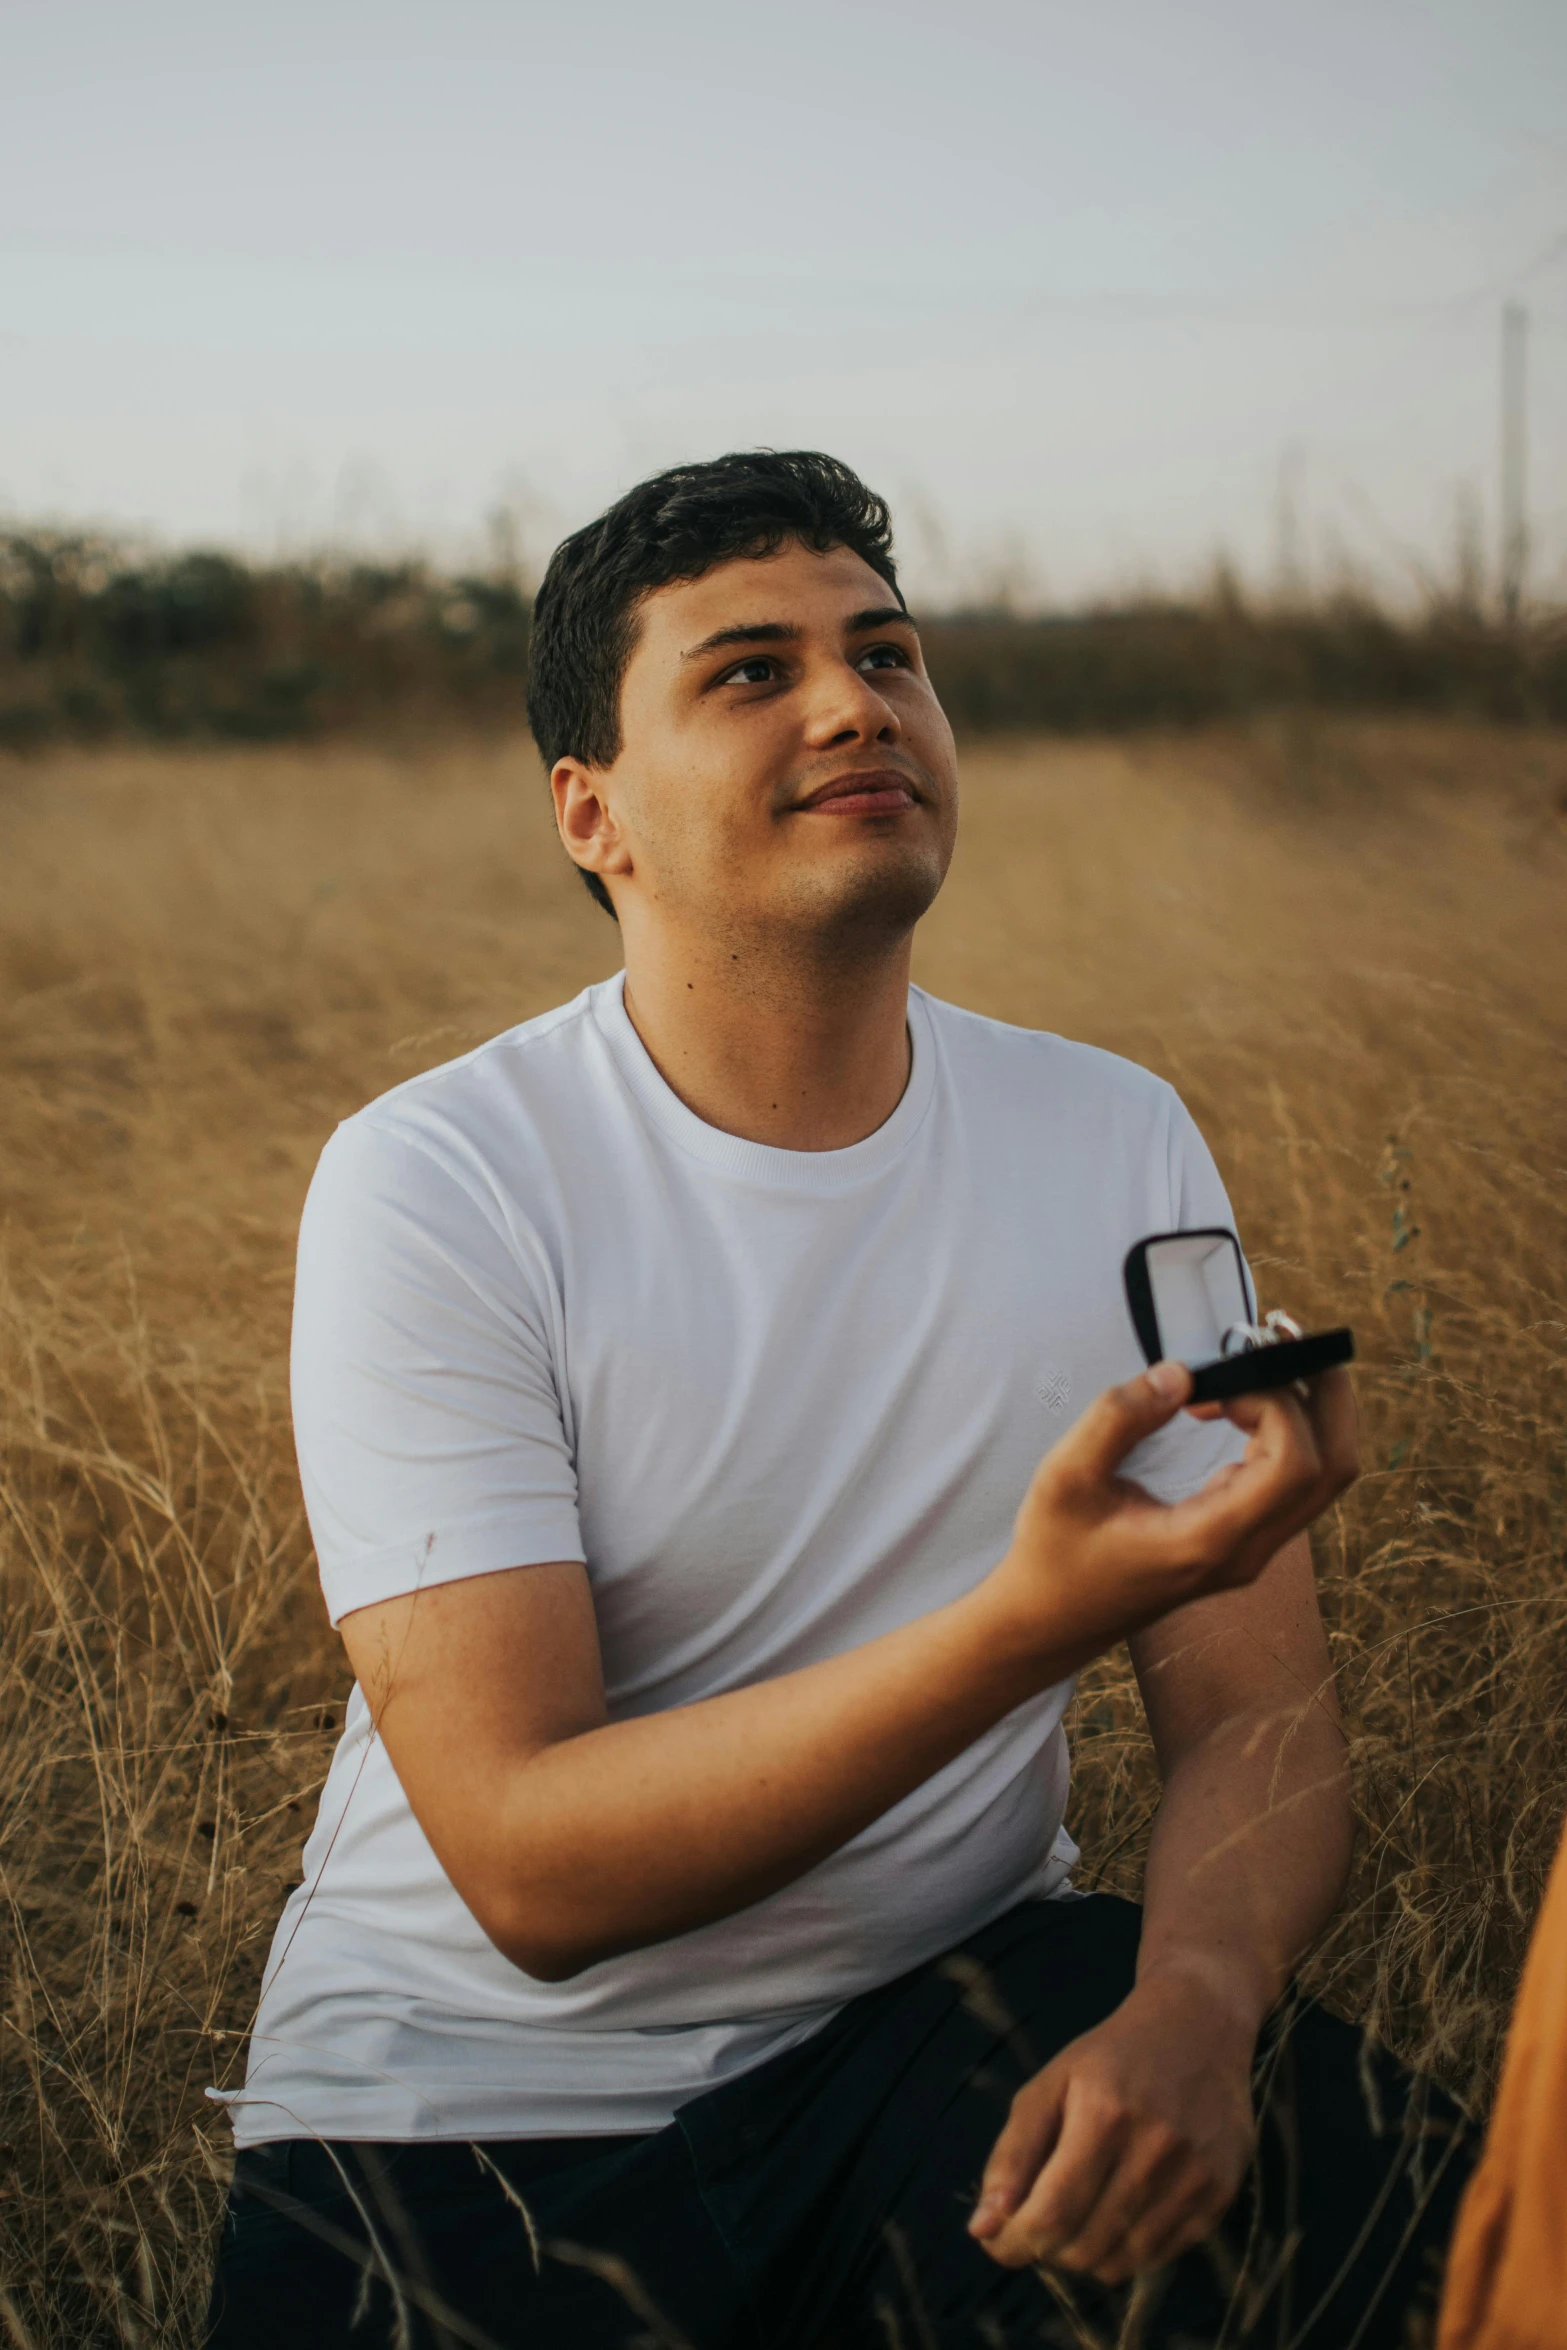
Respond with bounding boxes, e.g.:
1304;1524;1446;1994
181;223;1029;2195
2;718;1566;2343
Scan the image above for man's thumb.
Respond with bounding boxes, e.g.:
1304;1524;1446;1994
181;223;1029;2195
1050;1361;1192;1484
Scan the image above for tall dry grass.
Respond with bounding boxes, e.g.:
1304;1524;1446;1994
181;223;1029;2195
1;720;1565;2343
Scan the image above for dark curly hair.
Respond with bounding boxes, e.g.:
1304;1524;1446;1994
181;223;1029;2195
526;450;903;915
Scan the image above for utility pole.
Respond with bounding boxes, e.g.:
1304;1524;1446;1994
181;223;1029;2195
1500;301;1528;623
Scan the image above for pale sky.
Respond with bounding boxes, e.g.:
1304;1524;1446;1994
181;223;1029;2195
3;0;1565;605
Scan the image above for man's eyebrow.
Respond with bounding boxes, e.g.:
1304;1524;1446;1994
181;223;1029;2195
681;620;801;661
847;604;919;633
680;605;919;664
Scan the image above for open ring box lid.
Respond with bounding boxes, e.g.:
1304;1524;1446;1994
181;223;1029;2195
1123;1228;1354;1403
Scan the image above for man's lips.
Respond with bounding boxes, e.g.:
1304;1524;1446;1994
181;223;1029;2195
792;769;921;816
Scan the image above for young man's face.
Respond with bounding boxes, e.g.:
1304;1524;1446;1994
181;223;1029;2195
554;540;959;950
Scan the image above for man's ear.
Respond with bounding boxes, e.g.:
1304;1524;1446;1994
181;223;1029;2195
551;758;634;894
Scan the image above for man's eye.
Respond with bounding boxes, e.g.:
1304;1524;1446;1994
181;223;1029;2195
721;656;777;686
857;644;909;673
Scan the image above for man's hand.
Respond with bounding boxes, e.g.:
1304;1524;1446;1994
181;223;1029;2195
987;1361;1359;1672
968;1971;1257;2282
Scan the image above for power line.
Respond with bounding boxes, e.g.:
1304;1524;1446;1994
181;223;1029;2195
1447;229;1567;316
677;225;1567;331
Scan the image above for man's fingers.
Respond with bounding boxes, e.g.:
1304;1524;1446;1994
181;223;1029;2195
1215;1378;1316;1461
1195;1384;1320;1509
1019;1358;1358;1625
1198;1374;1357;1573
969;2069;1069;2243
1046;2131;1191;2276
1295;1363;1361;1491
981;2083;1130;2268
1122;1403;1320;1581
1223;1364;1356;1483
1061;2139;1242;2283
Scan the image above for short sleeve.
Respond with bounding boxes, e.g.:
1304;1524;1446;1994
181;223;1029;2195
1120;1091;1253;1506
290;1115;585;1626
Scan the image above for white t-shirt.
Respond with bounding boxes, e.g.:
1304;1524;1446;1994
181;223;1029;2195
222;978;1247;2147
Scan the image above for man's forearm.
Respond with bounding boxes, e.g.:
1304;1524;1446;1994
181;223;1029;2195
966;1696;1352;2281
967;1519;1357;2283
1135;1696;1352;2036
484;1575;1063;1980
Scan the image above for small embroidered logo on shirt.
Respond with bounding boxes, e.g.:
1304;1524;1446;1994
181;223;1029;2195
1035;1373;1072;1414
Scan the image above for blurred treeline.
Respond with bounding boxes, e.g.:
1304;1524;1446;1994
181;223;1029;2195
3;527;1565;752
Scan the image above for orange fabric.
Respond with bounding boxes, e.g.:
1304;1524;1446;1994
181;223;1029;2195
1439;1815;1567;2350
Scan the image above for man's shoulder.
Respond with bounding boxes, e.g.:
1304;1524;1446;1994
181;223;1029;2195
348;982;608;1131
918;990;1179;1123
313;980;618;1210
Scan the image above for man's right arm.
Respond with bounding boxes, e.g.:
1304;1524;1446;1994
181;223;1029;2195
340;1361;1358;1982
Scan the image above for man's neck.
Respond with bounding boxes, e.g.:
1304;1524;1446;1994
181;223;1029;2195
618;922;914;1152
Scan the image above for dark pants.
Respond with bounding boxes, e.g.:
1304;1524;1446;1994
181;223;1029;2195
207;1894;1475;2349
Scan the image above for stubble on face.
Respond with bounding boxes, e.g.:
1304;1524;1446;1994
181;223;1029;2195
627;755;953;994
756;805;950;966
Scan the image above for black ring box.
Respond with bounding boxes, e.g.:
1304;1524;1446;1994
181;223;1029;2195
1124;1228;1354;1404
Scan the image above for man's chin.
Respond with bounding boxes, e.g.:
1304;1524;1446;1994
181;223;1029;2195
777;839;948;947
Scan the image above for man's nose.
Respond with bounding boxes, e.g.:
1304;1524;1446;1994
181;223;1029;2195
800;660;902;749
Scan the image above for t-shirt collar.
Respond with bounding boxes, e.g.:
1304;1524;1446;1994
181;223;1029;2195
591;970;937;1192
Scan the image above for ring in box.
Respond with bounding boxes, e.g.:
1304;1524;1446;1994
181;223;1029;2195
1123;1228;1354;1404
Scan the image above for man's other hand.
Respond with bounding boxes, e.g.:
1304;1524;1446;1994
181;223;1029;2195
967;1970;1256;2281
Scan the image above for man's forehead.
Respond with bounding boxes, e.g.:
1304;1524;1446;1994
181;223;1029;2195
636;542;896;646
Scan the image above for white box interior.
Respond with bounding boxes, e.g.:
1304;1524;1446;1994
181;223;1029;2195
1147;1234;1249;1366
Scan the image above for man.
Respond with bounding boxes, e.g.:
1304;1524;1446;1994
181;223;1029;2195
209;452;1471;2348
